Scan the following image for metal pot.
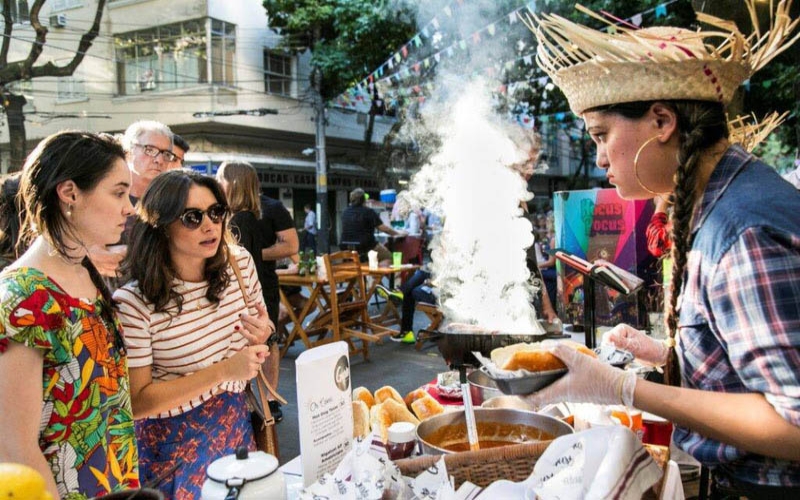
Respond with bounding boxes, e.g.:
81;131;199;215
201;447;285;500
466;370;502;406
416;408;573;455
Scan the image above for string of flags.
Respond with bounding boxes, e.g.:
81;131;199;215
332;0;684;125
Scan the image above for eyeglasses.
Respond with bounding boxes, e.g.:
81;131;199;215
179;203;228;229
134;143;179;163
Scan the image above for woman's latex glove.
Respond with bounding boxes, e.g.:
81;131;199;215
602;324;668;367
526;342;637;409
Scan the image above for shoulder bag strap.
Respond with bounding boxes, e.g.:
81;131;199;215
227;247;288;406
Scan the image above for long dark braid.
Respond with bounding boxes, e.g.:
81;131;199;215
664;101;728;386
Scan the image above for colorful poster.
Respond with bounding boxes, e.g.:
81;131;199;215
553;189;656;328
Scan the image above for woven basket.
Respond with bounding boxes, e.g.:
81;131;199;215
394;441;550;489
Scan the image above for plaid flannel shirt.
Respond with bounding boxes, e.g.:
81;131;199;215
672;145;800;486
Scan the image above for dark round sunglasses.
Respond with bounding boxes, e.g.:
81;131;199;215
179;203;228;229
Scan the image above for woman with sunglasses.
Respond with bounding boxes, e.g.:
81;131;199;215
0;131;139;498
114;170;272;499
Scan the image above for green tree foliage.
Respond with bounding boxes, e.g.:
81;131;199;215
263;0;418;100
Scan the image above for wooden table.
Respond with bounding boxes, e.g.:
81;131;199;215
277;272;337;357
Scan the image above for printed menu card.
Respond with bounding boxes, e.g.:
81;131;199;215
296;341;353;486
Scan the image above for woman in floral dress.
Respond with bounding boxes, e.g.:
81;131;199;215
0;131;139;498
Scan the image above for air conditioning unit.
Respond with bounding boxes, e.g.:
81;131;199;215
49;14;67;28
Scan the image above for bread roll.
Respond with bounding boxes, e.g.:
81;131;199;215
369;399;420;443
352;400;370;438
353;386;376;409
404;388;428;407
490;342;541;368
410;393;444;421
499;340;597;372
374;385;404;405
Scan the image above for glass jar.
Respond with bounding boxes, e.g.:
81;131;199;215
385;422;417;460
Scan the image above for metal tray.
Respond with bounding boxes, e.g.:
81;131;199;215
479;366;568;396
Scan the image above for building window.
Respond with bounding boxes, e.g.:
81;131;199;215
263;50;292;96
50;0;82;11
57;76;86;102
114;18;236;96
1;0;30;23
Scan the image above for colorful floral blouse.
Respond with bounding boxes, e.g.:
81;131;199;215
0;267;139;498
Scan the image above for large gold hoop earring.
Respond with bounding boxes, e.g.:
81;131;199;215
633;136;667;196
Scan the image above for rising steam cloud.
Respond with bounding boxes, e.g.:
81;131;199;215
395;0;544;334
403;78;543;334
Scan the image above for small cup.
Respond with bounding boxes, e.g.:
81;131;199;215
392;252;402;268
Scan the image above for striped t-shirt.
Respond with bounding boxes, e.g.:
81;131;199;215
114;247;265;418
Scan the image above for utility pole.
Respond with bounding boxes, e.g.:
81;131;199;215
312;24;330;254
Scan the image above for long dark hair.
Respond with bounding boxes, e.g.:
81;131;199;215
593;100;729;386
17;131;127;326
121;170;231;313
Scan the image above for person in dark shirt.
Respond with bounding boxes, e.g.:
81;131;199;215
257;192;298;421
340;188;405;265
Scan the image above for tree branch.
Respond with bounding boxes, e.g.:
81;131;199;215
20;0;48;79
1;0;13;65
31;0;108;79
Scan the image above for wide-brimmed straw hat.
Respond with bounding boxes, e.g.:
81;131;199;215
523;1;800;115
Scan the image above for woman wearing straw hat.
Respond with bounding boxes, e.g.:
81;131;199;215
524;2;800;496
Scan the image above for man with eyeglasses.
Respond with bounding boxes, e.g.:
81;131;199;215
89;120;177;279
122;120;178;200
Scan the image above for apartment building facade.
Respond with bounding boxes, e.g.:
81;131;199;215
1;0;397;232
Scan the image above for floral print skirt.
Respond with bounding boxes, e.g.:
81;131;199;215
135;391;255;500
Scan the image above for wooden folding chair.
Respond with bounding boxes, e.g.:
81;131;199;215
324;251;397;360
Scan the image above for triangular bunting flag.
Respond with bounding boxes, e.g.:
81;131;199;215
413;85;421;93
509;12;517;24
446;47;454;57
401;46;408;58
434;53;441;62
412;35;422;47
422;27;430;38
424;58;431;68
608;25;617;34
655;4;667;18
631;13;643;26
505;61;514;70
432;17;440;29
472;32;481;44
394;53;402;63
488;24;496;36
413;63;421;73
523;55;533;65
388;59;394;70
459;40;467;50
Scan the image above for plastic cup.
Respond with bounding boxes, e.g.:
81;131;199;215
642;412;673;446
392;252;402;268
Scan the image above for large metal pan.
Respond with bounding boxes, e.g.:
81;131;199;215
416;408;573;455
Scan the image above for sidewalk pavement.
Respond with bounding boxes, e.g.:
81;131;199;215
274;307;446;464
